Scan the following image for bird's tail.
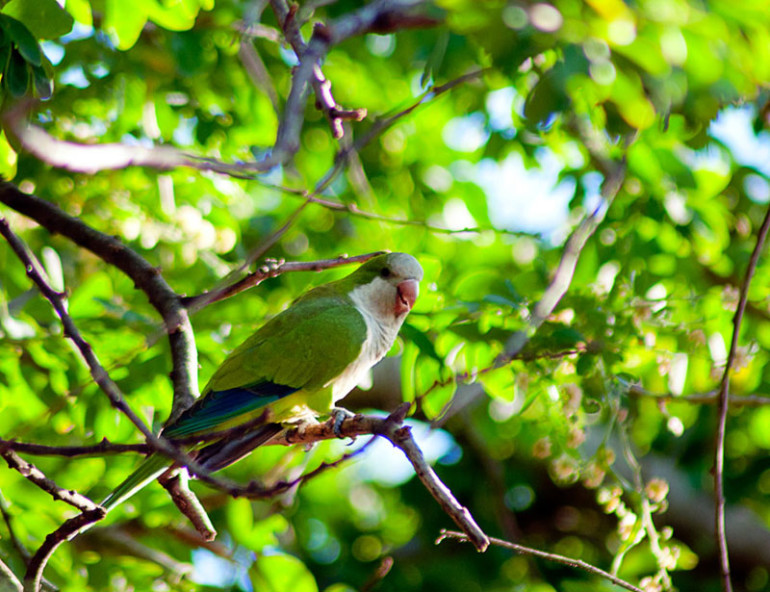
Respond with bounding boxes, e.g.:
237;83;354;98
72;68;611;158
100;454;171;512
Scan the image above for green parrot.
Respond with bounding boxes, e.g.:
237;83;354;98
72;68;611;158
101;252;423;511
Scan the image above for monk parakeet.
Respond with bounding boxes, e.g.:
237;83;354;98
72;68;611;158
101;252;423;511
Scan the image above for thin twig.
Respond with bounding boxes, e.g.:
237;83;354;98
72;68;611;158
0;439;150;458
503;156;625;361
0;489;30;563
269;0;438;139
436;530;643;592
183;251;385;309
714;203;770;592
360;556;394;592
0;557;22;592
628;385;770;407
0;218;158;445
182;200;311;313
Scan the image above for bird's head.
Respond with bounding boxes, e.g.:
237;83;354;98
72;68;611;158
346;252;423;321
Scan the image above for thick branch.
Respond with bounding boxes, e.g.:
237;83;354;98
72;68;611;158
142;407;489;551
0;183;198;417
159;471;217;542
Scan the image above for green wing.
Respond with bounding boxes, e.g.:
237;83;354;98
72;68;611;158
163;288;367;438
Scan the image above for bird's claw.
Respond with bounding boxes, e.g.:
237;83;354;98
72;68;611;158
329;407;356;438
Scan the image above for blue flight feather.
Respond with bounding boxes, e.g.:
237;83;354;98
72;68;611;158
163;382;298;438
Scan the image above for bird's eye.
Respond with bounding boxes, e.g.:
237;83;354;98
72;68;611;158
380;267;391;278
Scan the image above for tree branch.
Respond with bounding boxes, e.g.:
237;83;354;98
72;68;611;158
158;470;217;542
436;530;643;592
136;406;490;552
269;0;438;139
0;216;165;442
4;2;438;178
0;214;234;543
0;557;21;592
0;447;99;513
502;153;625;360
713;202;770;592
628;385;770;407
0;438;150;458
23;508;106;592
0;183;198;418
182;251;386;310
278;405;490;551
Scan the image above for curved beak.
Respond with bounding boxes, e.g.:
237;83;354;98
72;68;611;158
395;279;419;316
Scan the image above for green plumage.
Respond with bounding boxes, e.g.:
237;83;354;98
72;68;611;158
100;253;423;515
204;286;367;397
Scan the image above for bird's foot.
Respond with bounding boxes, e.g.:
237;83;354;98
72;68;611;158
329;407;356;438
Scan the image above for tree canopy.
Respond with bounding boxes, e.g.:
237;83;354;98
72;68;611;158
2;0;770;591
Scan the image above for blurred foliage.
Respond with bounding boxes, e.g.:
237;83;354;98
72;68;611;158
2;0;770;591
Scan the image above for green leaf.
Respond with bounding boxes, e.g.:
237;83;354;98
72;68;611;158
104;0;148;50
31;63;51;99
421;30;449;88
1;15;41;66
0;37;11;74
400;322;443;364
2;0;74;39
5;48;29;97
250;554;319;592
64;0;93;26
227;499;289;551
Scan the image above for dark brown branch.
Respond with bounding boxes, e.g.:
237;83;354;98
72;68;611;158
714;203;770;592
23;508;106;592
0;447;99;513
437;530;643;592
0;217;162;443
183;251;386;309
0;183;198;418
281;406;488;551
0;438;150;458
